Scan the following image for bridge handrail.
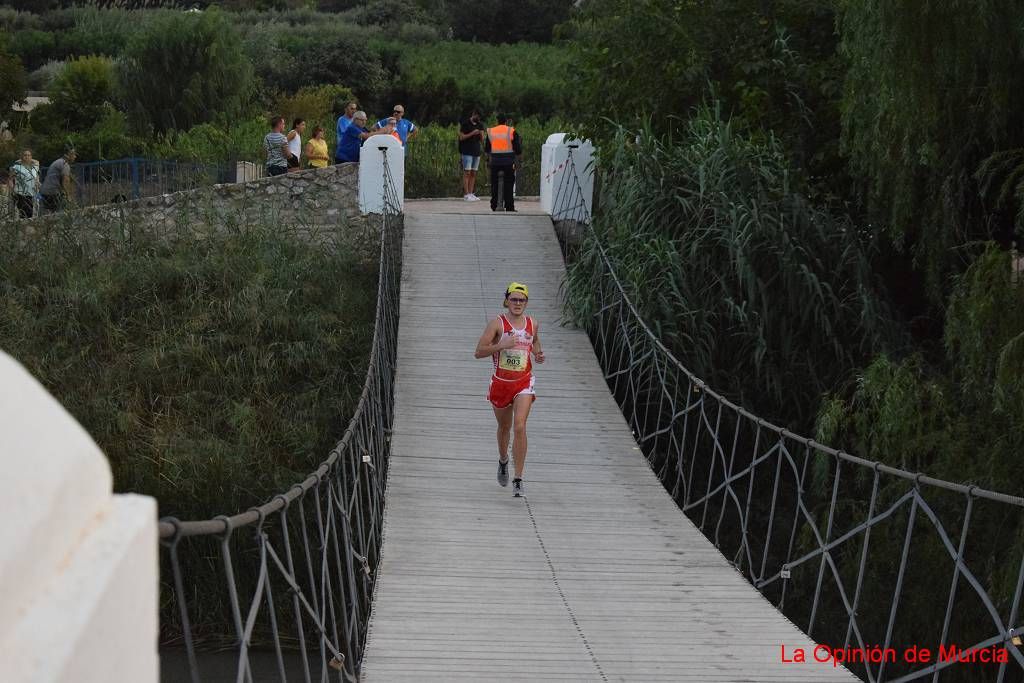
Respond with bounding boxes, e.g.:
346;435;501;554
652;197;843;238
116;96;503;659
553;148;1024;682
553;150;1023;507
157;151;403;681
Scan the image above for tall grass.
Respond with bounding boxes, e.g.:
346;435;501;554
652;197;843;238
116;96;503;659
0;207;377;520
564;107;898;429
405;117;566;198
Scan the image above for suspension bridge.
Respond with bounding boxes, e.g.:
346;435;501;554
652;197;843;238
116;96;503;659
6;140;1024;682
154;148;1024;683
357;198;853;681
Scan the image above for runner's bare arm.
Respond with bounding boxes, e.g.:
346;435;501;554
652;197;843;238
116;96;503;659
475;318;513;358
532;324;545;364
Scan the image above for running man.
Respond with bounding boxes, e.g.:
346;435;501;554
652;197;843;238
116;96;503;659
474;282;545;497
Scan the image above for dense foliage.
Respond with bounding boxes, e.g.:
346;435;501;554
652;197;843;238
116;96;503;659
818;246;1024;493
564;0;1024;474
118;9;254;134
839;1;1024;300
0;5;571;167
566;111;895;428
0;38;27;117
568;0;843;185
0;211;377;520
559;5;1024;672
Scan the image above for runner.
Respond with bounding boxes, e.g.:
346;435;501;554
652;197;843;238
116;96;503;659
474;282;545;497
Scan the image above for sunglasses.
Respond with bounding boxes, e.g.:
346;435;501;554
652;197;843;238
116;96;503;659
507;297;527;304
393;110;404;114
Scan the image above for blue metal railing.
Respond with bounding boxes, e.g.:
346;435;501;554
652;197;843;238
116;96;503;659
37;157;240;209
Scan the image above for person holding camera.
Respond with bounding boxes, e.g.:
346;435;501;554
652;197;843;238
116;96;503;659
458;108;485;201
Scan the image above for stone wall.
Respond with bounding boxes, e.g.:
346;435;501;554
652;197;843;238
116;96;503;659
18;163;378;257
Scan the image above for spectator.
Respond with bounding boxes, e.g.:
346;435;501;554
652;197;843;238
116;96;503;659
10;148;40;218
458;108;485;202
336;111;391;163
485;113;522;212
336;100;358;148
374;104;417;145
305;126;329;169
264;116;290;177
40;144;77;214
286;118;306;172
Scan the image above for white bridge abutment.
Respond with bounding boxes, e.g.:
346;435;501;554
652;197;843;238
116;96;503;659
359;135;405;214
0;351;158;683
541;133;595;218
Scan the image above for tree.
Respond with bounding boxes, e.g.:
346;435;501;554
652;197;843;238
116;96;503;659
0;47;28;119
49;55;116;132
449;0;573;43
567;0;842;178
838;1;1024;300
117;8;254;134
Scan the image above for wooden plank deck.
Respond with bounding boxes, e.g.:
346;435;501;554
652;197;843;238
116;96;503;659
360;204;856;682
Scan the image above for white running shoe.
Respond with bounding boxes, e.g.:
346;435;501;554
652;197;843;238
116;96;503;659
464;194;473;201
468;193;481;201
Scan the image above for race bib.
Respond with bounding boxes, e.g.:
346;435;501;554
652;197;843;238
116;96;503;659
498;348;528;372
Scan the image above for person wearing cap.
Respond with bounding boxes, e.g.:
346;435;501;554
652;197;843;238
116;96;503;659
474;282;546;497
372;104;417;145
40;144;77;214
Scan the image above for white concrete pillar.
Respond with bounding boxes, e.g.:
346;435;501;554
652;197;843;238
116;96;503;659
359;135;405;213
540;134;595;219
0;350;158;683
235;160;261;183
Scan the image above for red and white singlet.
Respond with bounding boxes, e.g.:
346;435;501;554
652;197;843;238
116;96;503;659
487;314;536;409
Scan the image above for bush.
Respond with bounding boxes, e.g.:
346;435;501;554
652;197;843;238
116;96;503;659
48;55;116;132
384;40;571;122
394;21;442;45
449;0;573;43
75;107;141;161
0;8;45;33
6;29;56;70
301;27;388;99
339;0;430;27
27;59;64;91
55;7;140;61
15;103;70;164
118;8;254;134
242;26;299;100
147;115;269;164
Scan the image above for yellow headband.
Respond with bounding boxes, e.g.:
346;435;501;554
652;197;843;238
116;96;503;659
505;282;529;298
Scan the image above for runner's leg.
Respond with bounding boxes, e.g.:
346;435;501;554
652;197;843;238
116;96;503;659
510;393;534;479
493;404;513;461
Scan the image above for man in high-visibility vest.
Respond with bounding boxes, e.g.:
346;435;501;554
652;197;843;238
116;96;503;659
484;113;522;212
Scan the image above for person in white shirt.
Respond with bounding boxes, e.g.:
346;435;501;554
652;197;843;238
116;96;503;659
286;118;306;172
9;149;40;218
